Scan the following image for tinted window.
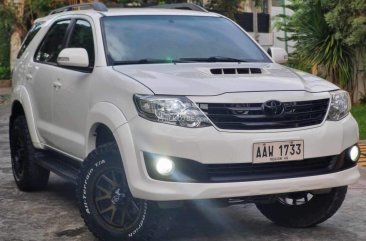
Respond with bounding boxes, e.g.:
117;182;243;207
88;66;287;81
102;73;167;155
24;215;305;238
17;22;44;59
272;0;283;7
102;16;270;65
35;20;71;64
68;20;95;67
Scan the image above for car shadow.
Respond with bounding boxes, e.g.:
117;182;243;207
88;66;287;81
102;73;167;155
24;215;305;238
44;174;79;208
23;175;361;241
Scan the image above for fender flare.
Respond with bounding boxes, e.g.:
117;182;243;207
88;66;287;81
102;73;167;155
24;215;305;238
85;102;128;156
11;86;44;149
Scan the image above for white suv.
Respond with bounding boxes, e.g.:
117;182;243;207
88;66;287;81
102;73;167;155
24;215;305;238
10;3;361;241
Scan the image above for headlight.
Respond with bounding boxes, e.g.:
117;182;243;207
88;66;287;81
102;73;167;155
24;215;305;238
328;90;351;121
133;95;212;128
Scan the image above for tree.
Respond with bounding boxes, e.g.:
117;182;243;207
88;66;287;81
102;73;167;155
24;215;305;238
0;2;16;79
324;0;366;98
207;0;241;20
324;0;366;48
22;0;65;30
275;0;366;101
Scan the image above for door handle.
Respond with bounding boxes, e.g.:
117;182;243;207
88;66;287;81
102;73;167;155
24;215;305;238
53;81;62;89
25;74;32;81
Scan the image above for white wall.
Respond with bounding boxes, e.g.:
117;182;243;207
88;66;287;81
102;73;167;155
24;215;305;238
271;1;295;53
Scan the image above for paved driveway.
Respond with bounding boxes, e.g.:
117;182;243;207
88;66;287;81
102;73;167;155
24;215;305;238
0;104;366;241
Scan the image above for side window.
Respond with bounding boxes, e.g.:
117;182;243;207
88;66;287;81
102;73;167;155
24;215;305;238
35;20;71;64
68;20;95;67
17;22;44;59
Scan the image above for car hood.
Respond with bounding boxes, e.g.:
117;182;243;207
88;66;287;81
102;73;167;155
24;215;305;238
113;63;339;96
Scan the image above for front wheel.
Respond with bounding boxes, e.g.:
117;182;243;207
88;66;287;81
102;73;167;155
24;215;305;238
77;143;169;241
256;186;347;228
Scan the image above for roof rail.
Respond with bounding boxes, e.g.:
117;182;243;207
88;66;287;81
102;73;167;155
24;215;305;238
49;2;108;15
148;3;208;12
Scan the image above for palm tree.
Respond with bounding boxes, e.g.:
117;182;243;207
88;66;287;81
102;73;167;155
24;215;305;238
275;0;357;96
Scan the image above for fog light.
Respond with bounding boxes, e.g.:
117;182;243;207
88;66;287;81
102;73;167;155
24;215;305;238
349;145;360;162
156;158;174;175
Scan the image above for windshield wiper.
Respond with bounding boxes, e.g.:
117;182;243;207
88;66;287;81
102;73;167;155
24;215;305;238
179;56;248;63
113;56;248;65
113;58;189;65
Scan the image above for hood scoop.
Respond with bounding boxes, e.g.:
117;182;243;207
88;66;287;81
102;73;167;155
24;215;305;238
113;63;339;95
210;68;262;75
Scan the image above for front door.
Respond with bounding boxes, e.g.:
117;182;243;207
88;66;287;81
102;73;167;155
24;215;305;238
52;19;95;158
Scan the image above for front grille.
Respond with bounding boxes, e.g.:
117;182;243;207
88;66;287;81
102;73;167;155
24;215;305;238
198;99;330;130
207;156;338;182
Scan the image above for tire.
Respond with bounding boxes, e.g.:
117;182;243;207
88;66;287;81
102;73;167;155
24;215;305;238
9;115;50;191
77;143;169;241
256;186;348;228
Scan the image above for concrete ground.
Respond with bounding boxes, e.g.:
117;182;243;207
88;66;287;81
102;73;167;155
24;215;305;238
0;88;11;105
1;104;366;241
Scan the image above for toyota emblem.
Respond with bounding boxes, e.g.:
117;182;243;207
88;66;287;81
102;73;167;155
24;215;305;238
262;100;284;116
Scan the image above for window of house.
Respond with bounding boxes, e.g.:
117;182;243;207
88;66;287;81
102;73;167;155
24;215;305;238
272;0;284;7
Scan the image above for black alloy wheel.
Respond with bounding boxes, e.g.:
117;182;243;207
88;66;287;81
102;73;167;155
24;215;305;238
94;169;145;230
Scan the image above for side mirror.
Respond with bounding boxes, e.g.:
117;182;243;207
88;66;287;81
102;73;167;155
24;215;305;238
267;47;288;64
57;48;89;68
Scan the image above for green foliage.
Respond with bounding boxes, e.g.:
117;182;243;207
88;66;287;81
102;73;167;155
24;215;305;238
359;93;366;105
0;3;16;79
0;66;11;80
207;0;241;20
275;0;366;92
23;0;65;29
324;0;366;47
351;105;366;140
323;0;366;93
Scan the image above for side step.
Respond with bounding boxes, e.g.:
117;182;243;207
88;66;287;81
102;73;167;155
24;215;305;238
35;150;82;184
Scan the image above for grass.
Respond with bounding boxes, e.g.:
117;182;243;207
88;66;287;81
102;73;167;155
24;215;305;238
351;105;366;140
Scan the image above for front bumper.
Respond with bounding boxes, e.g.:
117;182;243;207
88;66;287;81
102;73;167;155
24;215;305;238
143;149;357;183
114;111;360;201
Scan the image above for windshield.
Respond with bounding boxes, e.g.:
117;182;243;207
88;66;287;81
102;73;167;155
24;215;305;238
102;15;271;65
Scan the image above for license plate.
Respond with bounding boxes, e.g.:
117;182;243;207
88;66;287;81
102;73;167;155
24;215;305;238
253;140;304;163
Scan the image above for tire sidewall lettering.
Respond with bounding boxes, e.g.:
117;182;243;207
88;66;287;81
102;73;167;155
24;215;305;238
128;201;148;237
79;149;155;240
83;159;106;214
95;159;106;167
82;167;94;214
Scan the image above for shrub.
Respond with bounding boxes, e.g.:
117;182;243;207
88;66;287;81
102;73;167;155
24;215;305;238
0;4;16;78
360;94;366;105
0;66;11;80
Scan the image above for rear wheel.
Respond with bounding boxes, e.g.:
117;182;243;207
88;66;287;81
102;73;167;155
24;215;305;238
256;187;347;228
9;115;50;191
77;143;170;241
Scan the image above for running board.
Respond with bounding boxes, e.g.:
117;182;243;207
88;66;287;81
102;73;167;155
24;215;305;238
35;150;82;184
